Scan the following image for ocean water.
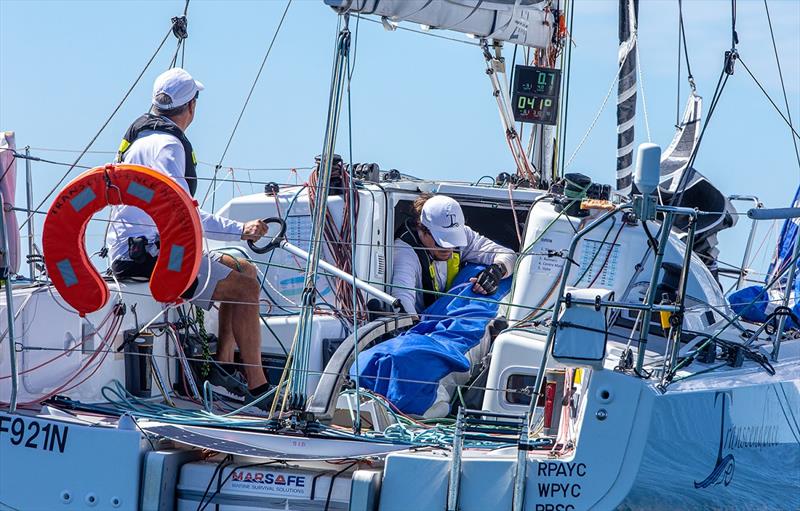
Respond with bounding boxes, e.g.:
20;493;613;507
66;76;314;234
621;383;800;511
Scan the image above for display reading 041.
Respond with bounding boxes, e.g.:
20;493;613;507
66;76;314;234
511;65;561;125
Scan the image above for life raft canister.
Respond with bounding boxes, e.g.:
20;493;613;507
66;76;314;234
43;163;203;316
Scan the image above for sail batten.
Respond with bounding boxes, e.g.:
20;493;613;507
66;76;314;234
325;0;554;49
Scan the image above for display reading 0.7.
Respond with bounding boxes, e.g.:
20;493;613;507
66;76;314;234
511;65;561;125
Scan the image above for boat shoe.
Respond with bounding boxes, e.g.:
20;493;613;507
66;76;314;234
242;384;275;413
205;362;249;398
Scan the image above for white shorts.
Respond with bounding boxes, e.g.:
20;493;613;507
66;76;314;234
188;251;234;310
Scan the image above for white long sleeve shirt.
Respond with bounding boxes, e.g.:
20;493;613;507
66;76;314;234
391;226;517;314
107;124;244;261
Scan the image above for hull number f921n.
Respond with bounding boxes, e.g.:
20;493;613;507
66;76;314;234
0;415;69;454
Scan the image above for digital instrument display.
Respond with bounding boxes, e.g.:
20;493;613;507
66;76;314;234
511;66;561;125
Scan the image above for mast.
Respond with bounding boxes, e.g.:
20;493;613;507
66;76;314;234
615;0;639;195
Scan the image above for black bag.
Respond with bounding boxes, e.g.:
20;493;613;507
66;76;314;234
110;237;157;279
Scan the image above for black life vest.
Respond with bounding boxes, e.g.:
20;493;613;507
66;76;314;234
396;221;461;309
117;113;198;196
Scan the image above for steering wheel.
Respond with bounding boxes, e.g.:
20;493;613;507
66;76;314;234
247;217;287;254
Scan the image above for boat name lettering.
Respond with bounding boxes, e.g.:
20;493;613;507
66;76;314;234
49;186;82;216
534;505;575;511
0;415;69;454
538;482;581;498
537;462;587;477
229;469;309;497
724;424;779;450
231;470;306;487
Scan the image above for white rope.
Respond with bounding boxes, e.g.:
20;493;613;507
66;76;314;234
564;57;626;171
199;167;234;209
636;42;652;143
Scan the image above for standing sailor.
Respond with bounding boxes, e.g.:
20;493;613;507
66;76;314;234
107;68;272;406
392;194;517;315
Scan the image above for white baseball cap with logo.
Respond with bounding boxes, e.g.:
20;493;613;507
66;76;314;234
420;195;468;248
151;68;204;110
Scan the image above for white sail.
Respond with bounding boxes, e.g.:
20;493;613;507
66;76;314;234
324;0;554;48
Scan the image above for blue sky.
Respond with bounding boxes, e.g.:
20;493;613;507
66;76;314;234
1;0;798;281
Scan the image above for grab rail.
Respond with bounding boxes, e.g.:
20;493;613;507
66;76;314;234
728;195;762;290
526;200;700;425
745;205;800;361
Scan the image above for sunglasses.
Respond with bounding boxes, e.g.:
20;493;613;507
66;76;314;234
420;226;448;250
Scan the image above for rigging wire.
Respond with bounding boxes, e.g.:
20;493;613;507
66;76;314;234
675;0;695;126
204;0;293;211
9;3;799;439
670;3;800;208
348;13;361;80
276;16;353;415
763;0;800;172
670;63;731;206
675;5;681;126
6;242;791;414
18;22;177;231
305;17;366;319
17;147;313;172
508;44;519;91
671;0;754;206
635;42;652;143
10;205;557;260
168;0;190;69
557;0;576;179
9;300;787;392
664;248;800;383
27;147;115;155
730;0;738;51
345;19;362;432
737;57;800;142
563;57;626;171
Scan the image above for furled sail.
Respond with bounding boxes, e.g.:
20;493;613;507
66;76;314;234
0;131;20;275
658;94;737;276
324;0;554;49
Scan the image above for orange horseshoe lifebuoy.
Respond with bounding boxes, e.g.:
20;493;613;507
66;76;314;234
43;163;203;316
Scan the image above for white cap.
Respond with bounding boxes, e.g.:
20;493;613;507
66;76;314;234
151;68;204;110
420;195;468;248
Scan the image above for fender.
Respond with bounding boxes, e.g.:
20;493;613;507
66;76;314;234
43;163;202;316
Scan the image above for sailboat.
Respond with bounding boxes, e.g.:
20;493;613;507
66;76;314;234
1;1;798;510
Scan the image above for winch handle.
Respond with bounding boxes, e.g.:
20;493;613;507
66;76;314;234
247;217;287;254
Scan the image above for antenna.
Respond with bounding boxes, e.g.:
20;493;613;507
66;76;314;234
634;142;661;196
633;142;661;221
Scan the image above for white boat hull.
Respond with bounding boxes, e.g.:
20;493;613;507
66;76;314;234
1;346;798;510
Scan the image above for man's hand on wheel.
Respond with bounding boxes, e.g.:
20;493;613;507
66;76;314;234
470;263;505;295
241;219;269;241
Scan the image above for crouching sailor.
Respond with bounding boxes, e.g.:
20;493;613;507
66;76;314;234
392;194;517;315
107;68;272;408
